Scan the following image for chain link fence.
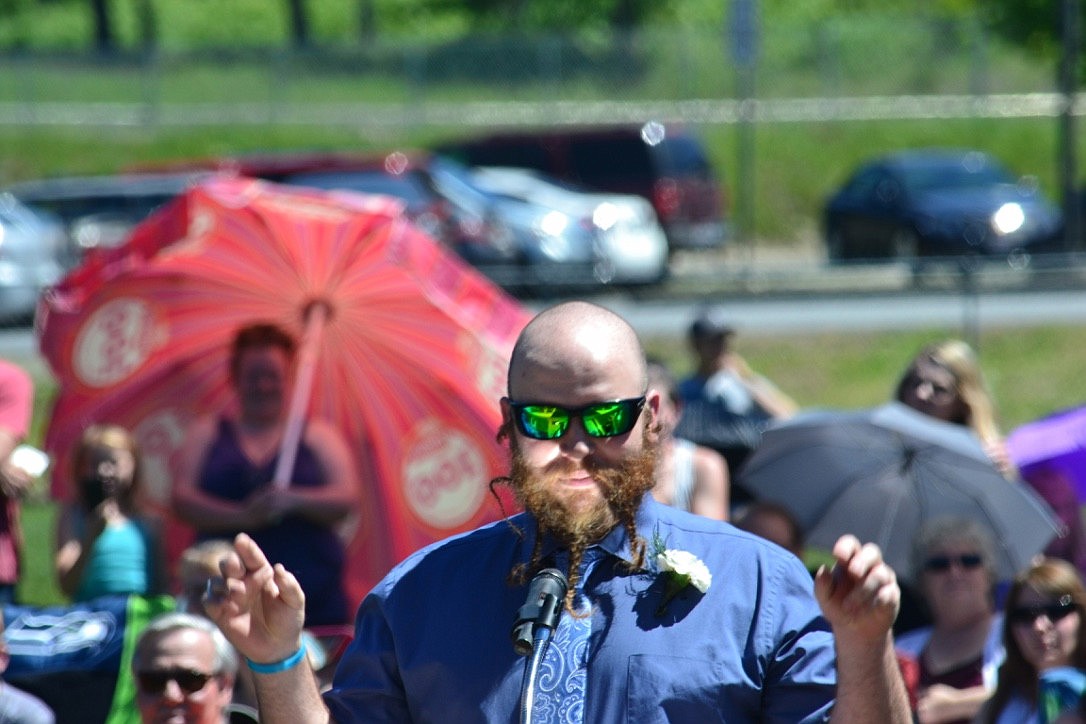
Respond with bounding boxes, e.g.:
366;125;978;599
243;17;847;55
0;13;1071;129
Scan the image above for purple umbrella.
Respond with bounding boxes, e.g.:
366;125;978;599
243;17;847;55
1007;404;1086;500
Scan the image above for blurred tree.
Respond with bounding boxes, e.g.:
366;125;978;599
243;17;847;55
424;0;675;31
286;0;311;48
359;0;376;40
89;0;115;52
987;0;1079;57
610;0;654;30
135;0;156;51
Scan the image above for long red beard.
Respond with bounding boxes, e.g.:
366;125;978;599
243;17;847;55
500;426;659;608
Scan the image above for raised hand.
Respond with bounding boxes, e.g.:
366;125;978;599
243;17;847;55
814;534;900;644
203;532;307;664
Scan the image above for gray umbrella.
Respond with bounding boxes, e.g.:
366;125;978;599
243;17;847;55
737;401;1062;581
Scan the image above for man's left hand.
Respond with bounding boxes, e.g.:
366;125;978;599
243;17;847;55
814;534;899;643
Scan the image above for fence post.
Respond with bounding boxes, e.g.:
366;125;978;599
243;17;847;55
1058;0;1081;253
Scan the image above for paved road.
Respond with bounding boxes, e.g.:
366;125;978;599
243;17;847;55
587;289;1086;338
6;278;1086;377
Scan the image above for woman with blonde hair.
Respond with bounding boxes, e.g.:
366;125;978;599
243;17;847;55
895;339;1086;579
895;338;1012;476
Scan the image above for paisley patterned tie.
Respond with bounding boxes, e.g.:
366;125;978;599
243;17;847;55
531;547;604;723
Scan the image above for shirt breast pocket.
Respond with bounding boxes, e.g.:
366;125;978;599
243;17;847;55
626;654;733;723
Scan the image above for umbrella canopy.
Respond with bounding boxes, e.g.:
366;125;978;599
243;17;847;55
38;176;532;607
736;401;1061;581
1007;404;1086;500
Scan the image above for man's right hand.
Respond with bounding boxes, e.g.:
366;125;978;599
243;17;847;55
203;532;308;665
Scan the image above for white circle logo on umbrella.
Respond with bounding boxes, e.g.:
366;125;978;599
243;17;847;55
403;420;487;529
73;299;159;387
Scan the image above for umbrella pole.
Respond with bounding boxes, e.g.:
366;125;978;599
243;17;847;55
273;303;328;490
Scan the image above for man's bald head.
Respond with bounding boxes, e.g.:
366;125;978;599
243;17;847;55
508;301;647;398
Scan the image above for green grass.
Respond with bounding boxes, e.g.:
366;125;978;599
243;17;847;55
14;322;1086;607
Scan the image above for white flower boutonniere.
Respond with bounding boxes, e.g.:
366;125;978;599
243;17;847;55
653;546;712;617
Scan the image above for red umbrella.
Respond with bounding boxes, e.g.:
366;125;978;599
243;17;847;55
37;176;530;608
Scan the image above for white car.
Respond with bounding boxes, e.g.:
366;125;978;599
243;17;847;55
470;166;670;285
0;194;67;323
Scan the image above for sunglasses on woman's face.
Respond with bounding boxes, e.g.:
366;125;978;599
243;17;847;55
506;397;646;441
903;373;957;401
1008;594;1078;626
923;553;984;573
136;668;217;695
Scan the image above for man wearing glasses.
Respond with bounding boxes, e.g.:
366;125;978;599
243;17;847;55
206;301;910;723
132;612;254;724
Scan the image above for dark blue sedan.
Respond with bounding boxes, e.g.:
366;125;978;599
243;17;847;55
823;149;1063;266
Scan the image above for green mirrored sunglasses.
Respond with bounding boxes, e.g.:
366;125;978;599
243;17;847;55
507;396;646;440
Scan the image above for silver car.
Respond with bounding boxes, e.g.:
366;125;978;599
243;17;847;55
470;166;670;285
282;154;607;295
0;194;67;323
6;171;213;262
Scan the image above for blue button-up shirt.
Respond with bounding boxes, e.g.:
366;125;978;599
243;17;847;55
326;497;836;723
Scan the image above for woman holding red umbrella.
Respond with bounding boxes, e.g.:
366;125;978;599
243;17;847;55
172;322;361;626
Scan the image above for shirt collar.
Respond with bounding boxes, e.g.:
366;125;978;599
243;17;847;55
514;494;657;569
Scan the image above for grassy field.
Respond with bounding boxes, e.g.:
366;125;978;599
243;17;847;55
13;321;1086;607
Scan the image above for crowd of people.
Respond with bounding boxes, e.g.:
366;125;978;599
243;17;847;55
0;300;1082;722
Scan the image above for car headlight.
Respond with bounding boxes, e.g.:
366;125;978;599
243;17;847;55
538;210;569;238
991;202;1025;235
592;203;620;232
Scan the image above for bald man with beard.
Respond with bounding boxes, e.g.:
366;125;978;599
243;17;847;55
206;301;910;724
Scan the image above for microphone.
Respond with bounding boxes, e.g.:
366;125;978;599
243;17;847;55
511;568;567;656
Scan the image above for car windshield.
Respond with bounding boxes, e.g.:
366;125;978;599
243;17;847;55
283;171;430;204
899;156;1014;194
430;157;523;211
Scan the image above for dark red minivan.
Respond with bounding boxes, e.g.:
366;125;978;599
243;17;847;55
435;122;729;252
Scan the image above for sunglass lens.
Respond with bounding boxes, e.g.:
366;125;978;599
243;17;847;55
519;406;568;440
1051;603;1077;621
1011;598;1077;625
582;402;633;437
137;669;212;695
137;672;166;694
925;554;983;572
175;671;211;693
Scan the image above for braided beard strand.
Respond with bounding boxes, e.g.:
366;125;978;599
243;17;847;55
502;427;658;612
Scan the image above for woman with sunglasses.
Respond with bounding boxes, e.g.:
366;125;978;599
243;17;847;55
894;339;1013;477
895;517;1004;724
977;558;1086;723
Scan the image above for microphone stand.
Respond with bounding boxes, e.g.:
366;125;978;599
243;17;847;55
518;626;555;724
512;568;566;724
